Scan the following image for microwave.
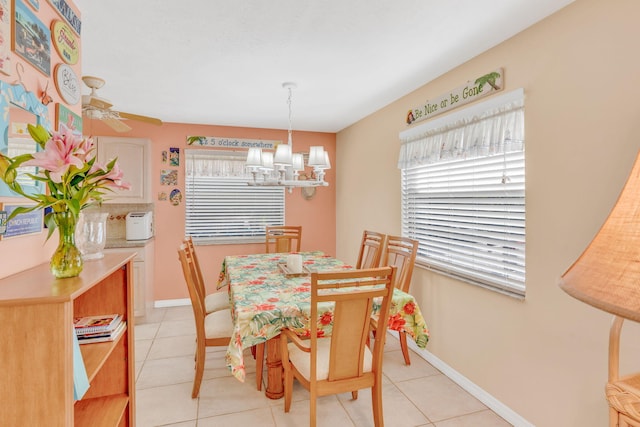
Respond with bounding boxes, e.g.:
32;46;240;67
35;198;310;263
126;212;153;240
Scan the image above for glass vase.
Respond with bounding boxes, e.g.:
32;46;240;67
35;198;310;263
50;211;84;279
76;212;108;260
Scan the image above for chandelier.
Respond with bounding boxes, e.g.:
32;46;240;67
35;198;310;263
245;82;330;189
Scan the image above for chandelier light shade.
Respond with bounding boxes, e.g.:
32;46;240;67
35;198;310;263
559;151;640;322
245;82;330;189
246;148;263;167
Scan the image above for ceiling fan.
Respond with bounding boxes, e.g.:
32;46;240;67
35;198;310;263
81;76;162;132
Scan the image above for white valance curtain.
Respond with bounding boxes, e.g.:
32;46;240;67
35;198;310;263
186;150;255;178
398;89;525;169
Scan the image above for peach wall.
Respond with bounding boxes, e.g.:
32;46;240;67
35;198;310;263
0;1;81;278
336;0;640;425
83;119;336;302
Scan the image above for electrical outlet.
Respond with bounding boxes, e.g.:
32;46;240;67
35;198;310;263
0;210;7;235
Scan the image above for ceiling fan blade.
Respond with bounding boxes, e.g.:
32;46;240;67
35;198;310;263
87;96;113;110
117;111;162;126
102;117;132;133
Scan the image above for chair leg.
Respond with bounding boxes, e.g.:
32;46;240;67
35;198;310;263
399;331;411;365
255;343;265;391
192;342;205;398
309;392;317;427
283;365;293;413
371;382;384;427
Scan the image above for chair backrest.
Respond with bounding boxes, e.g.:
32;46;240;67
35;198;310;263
309;266;396;383
265;225;302;253
178;245;206;337
381;235;419;293
184;236;206;300
355;230;386;269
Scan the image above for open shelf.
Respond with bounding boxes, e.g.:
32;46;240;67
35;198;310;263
75;394;129;427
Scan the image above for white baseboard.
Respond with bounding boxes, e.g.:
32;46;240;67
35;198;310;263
391;331;535;427
154;298;191;308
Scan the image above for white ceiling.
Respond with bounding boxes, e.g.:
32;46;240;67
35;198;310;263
74;0;573;133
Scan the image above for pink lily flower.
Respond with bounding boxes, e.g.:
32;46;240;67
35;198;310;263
102;162;131;190
24;134;85;183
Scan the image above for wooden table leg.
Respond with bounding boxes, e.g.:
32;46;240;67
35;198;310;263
264;336;284;399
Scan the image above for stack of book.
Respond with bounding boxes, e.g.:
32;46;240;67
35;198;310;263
74;313;126;344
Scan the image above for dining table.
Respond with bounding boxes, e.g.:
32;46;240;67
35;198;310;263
217;250;430;399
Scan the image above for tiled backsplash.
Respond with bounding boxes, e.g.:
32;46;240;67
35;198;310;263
84;203;154;240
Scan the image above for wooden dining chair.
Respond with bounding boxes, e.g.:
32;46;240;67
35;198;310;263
265;225;302;253
184;236;229;314
356;230;386;269
280;266;397;427
373;234;419;365
182;238;266;391
178;245;233;398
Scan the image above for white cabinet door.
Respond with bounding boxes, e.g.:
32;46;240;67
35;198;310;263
103;243;154;320
96;137;151;203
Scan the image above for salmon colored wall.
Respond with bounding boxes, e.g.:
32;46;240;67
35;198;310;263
0;1;81;278
83;119;336;302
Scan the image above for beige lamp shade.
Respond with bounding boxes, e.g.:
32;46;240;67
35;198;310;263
559;151;640;322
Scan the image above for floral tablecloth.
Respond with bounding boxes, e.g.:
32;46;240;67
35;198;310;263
219;251;430;382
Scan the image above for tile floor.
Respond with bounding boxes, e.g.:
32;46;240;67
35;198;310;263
134;306;512;427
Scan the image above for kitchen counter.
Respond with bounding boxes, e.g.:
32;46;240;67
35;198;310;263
105;237;155;249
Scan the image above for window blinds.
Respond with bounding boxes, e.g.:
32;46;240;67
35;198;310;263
399;89;525;296
185;150;285;243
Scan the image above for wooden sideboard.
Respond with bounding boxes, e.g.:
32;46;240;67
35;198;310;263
0;252;137;426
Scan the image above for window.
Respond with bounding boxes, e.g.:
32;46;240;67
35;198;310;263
398;89;525;296
185;149;285;243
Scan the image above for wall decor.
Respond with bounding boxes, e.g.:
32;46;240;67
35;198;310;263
169;147;180;166
0;0;11;75
169;189;182;206
39;80;53;105
161;150;167;163
0;80;51;197
47;0;80;35
13;0;51;76
50;20;78;64
1;204;43;239
187;135;278;150
55;103;81;135
0;208;7;235
160;169;178;186
53;63;80;104
25;0;39;11
158;192;167;201
406;68;504;125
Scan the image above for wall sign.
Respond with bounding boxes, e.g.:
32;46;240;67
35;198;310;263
51;20;79;65
1;205;43;239
55;103;82;135
47;0;81;35
406;68;504;125
54;63;80;105
187;136;278;150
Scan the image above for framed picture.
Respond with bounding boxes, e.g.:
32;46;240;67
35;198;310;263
160;169;178;186
13;0;50;76
55;103;82;136
0;0;11;75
